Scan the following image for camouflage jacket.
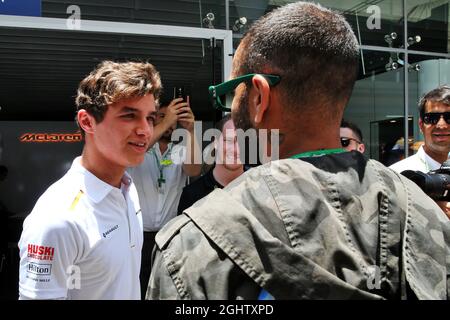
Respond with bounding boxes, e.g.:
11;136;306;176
148;152;450;300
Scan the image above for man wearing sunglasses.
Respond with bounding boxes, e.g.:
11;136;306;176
390;85;450;218
340;119;365;153
148;2;449;300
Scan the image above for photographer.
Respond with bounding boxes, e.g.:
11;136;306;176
128;95;202;299
390;85;450;218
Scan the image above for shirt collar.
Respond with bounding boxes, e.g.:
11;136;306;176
70;157;131;203
151;142;174;158
418;145;441;171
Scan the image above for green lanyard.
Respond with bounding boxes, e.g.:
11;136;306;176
152;144;173;188
290;148;346;159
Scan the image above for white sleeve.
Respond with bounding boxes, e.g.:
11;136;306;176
18;215;79;300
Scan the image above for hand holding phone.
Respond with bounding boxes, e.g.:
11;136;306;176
173;86;186;101
171;92;193;131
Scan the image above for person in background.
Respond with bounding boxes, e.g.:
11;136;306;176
18;61;161;299
128;96;202;299
148;2;449;300
177;114;244;215
340;119;365;153
390;85;450;218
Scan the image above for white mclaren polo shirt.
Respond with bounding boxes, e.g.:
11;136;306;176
18;157;143;300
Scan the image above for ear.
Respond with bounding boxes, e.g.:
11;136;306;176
77;109;96;134
250;75;271;125
358;143;365;154
418;118;424;134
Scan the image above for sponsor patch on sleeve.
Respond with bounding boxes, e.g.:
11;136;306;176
27;244;55;261
27;262;52;275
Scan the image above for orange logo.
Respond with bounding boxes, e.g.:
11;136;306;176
20;133;83;143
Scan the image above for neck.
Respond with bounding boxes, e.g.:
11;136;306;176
423;145;449;164
265;108;343;159
277;127;342;159
158;139;170;154
80;146;124;188
213;164;244;187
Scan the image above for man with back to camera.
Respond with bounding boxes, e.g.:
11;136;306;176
127;94;202;299
390;85;450;218
340;119;365;153
177;114;244;215
18;61;161;299
148;1;449;300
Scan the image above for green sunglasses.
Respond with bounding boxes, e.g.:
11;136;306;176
208;73;281;111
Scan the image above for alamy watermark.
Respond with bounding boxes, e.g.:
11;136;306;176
66;5;81;30
66;265;81;290
366;265;381;290
366;5;381;30
168;121;280;166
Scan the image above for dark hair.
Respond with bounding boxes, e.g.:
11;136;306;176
341;119;363;142
418;85;450;118
75;61;162;127
237;2;359;115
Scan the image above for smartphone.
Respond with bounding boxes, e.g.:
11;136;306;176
173;86;186;101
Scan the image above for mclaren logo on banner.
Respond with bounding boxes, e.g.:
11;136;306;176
20;132;83;143
0;0;41;17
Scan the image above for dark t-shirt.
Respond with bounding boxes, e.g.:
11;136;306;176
177;169;223;215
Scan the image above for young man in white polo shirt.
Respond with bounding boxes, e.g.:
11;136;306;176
18;61;161;299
